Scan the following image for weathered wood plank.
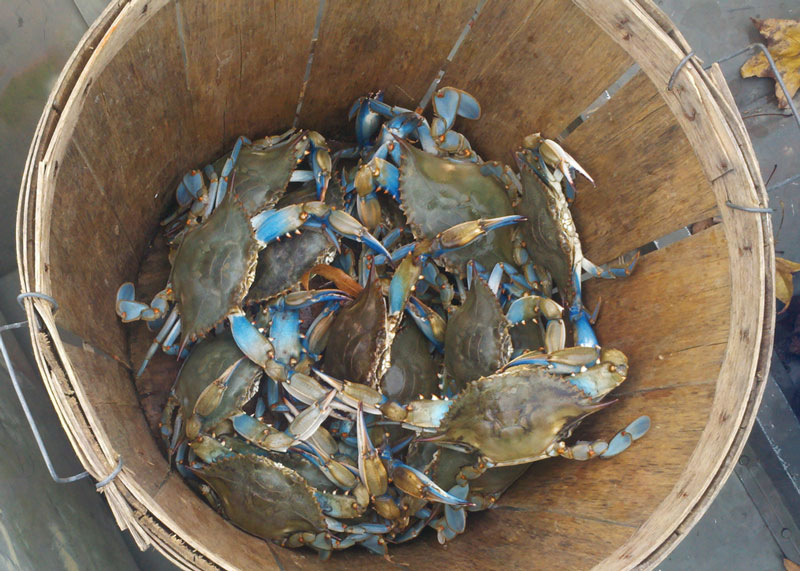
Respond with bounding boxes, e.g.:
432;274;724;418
49;141;138;360
177;0;316;144
298;0;476;135
566;71;719;263
581;223;730;393
442;0;633;161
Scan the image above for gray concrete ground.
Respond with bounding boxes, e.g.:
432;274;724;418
0;0;799;569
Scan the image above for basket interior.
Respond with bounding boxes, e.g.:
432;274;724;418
33;1;747;569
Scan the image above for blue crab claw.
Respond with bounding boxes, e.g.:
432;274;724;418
356;193;382;231
229;314;275;368
176;170;204;206
406;297;445;350
355;157;400;201
383;456;471;506
444;484;470;532
388;254;424;316
232;414;293;452
537;137;595;188
430;215;526;258
505;346;600;374
350;93;383;147
116;300;149;322
433;87;481;131
326;209;392;259
602;416;651;458
356;404;388;496
282;289;351;309
116;282;135;303
570;305;600;348
307;131;332;200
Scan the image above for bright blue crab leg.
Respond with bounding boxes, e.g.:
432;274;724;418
116;282;135;303
308;134;332;200
229;314;275;368
116;300;149;322
602;416;651;458
433;87;481;131
251;204;306;244
386;242;417;265
269;309;301;366
582;252;639;280
381;227;403;249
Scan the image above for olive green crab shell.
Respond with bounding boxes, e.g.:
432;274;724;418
515;154;578;306
170;193;259;345
397;141;516;274
444;273;511;394
437;366;599;466
215;130;310;218
189;454;326;541
172;333;261;438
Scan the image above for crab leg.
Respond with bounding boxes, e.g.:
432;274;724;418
387;216;525;319
581;252;640;280
504;346;600;374
136;307;180;377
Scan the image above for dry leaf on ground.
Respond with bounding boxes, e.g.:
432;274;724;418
776;257;800;312
741;18;800;109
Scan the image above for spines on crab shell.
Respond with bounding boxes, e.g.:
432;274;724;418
245;178;344;305
188;453;327;541
170;191;261;346
217;129;310;218
514;149;580;305
395;139;517;275
433;365;607;466
443;271;512;395
322;272;390;389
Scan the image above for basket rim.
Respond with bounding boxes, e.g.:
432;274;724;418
16;1;775;569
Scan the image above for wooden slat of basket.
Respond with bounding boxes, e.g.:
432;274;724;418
582;223;730;392
566;71;719;263
47;141;139;360
574;1;768;569
442;0;633;160
176;0;317;143
297;0;477;133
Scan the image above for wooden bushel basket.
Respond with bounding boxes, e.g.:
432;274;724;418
17;0;775;569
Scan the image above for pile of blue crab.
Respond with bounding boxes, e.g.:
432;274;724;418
115;87;650;559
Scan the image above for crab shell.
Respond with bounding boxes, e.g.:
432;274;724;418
189;454;326;541
397;140;516;274
433;365;614;466
172;332;261;440
514;148;581;307
323;274;388;387
444;273;511;394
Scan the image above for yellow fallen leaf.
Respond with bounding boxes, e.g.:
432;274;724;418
741;18;800;109
776;257;800;312
785;558;800;571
